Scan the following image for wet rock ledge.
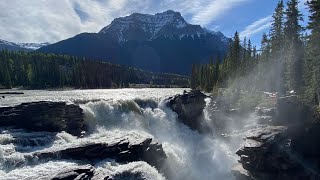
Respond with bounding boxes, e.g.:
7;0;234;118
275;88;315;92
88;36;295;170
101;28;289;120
34;137;166;180
0;101;85;136
166;90;209;133
34;138;166;169
51;165;95;180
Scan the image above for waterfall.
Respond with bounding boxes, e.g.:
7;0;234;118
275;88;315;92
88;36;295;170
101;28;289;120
0;89;239;180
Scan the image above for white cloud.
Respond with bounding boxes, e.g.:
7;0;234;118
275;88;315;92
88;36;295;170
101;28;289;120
0;0;249;43
0;0;93;43
190;0;249;26
240;15;272;39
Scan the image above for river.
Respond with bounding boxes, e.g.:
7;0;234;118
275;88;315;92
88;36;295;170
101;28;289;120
0;88;239;180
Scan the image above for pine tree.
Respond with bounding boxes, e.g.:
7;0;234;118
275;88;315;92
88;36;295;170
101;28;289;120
284;0;304;43
247;39;252;59
270;0;285;93
191;64;199;89
231;31;241;77
270;0;285;54
304;0;320;104
247;39;252;71
257;33;272;91
241;37;247;76
260;33;271;62
284;0;304;93
242;37;247;61
252;46;257;61
214;57;220;85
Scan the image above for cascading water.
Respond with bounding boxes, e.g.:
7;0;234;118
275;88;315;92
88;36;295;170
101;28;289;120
0;89;240;180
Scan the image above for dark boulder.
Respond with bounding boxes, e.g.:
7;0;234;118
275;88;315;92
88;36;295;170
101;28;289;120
34;138;166;169
51;165;95;180
166;90;208;133
0;101;85;136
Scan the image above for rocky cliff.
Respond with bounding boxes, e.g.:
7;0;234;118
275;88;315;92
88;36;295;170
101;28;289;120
233;95;320;180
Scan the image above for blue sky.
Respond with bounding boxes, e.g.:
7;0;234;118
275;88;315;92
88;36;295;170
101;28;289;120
0;0;309;48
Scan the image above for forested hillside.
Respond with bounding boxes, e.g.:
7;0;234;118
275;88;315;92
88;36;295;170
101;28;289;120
191;0;319;105
0;50;189;89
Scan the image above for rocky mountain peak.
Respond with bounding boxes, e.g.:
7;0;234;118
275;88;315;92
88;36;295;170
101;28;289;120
99;10;210;43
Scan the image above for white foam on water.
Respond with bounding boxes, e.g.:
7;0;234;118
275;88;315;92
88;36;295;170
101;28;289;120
0;161;81;180
95;161;166;180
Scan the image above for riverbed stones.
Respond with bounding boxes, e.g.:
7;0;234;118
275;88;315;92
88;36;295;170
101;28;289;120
0;101;85;136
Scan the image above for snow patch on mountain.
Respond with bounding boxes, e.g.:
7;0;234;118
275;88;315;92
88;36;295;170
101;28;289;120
0;39;50;50
99;10;226;44
18;42;51;50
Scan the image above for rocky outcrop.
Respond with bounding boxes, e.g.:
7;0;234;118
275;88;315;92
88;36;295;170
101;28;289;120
34;138;166;169
51;165;95;180
233;123;320;180
233;95;320;180
166;90;208;133
0;101;85;136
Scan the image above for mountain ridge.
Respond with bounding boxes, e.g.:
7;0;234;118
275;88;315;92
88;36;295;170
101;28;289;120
0;39;50;51
98;10;209;43
39;10;230;74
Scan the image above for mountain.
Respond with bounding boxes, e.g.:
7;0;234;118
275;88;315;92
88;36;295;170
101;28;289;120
38;10;230;74
17;42;51;50
0;39;50;51
0;39;29;51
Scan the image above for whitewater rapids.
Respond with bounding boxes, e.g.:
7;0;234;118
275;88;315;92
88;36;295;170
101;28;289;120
0;88;238;180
